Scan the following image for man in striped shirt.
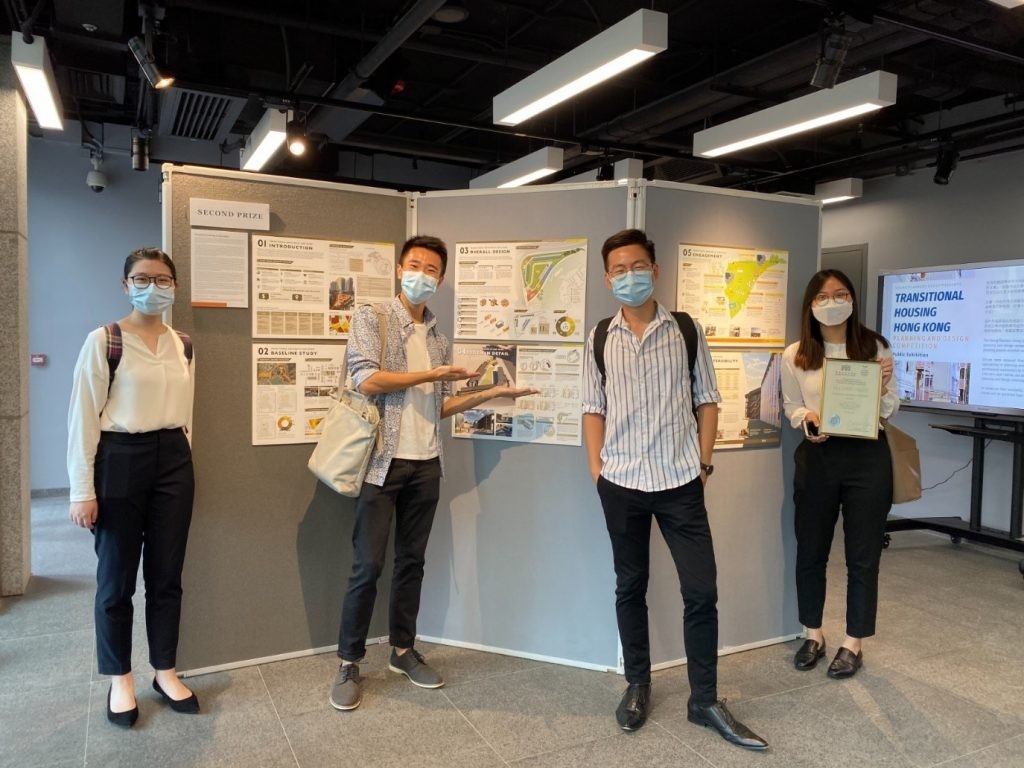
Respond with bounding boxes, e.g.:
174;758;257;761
582;229;768;751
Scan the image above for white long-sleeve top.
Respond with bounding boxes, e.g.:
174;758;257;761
781;340;898;429
67;326;195;502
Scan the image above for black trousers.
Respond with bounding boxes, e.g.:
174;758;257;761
597;475;718;704
93;428;194;675
338;457;441;662
793;433;893;638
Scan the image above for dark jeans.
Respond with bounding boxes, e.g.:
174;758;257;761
597;475;719;705
93;428;194;675
338;457;441;661
794;433;893;638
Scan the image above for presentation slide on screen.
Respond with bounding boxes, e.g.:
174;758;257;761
879;263;1024;412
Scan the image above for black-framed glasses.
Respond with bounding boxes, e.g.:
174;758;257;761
126;275;175;289
812;290;851;307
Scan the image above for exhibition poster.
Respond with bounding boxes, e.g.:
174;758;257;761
190;228;249;308
677;243;788;346
453;238;587;342
709;349;783;449
251;343;346;446
451;343;584;446
252;235;394;339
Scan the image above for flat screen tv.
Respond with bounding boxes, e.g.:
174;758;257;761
877;259;1024;418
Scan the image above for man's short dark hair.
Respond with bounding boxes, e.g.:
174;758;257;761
400;235;448;275
601;229;656;270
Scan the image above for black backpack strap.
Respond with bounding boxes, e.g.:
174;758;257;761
671;311;698;393
175;331;193;363
104;322;123;386
593;317;613;387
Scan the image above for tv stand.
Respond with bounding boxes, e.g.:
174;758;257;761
883;417;1024;579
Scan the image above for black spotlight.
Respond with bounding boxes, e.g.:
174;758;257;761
287;118;307;156
596;163;614;181
131;131;150;171
810;16;851;89
933;144;959;185
128;35;174;89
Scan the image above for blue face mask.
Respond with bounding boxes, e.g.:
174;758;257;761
129;283;175;316
610;270;654;307
400;270;438;305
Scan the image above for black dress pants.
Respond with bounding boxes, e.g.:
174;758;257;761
597;475;719;705
793;433;893;638
93;428;194;675
338;457;441;662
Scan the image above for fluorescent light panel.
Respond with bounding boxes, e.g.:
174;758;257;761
241;109;287;171
11;35;63;130
988;1;1024;8
693;71;897;158
470;146;564;188
816;177;863;205
493;9;667;126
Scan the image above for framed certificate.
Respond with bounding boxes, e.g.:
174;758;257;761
819;358;882;439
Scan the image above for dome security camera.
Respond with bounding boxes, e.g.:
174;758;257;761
87;155;107;193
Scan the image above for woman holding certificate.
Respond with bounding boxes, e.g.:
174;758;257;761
781;269;898;679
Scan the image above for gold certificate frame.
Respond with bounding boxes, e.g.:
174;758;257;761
819;358;882;440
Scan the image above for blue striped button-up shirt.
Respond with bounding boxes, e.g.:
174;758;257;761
347;297;452;486
582;303;721;492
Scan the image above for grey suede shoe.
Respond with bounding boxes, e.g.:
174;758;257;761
329;663;362;710
388;647;444;688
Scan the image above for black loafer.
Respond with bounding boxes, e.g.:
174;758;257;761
106;686;138;728
687;699;768;751
827;647;863;679
153;678;201;714
793;639;826;670
615;682;651;731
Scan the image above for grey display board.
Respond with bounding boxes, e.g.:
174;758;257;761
165;167;408;671
642;182;819;666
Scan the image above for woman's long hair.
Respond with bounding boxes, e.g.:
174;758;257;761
794;269;889;370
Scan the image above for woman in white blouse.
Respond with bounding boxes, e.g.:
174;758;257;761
68;248;199;727
781;269;897;680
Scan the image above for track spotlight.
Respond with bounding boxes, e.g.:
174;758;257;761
595;163;614;181
132;130;150;171
933;143;959;185
810;16;851;90
286;117;307;156
128;35;174;89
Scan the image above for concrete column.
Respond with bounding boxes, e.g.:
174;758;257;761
0;37;31;596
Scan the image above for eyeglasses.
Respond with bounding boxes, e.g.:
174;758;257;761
126;275;175;289
812;290;851;307
607;264;654;278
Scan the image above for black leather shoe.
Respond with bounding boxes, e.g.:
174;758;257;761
827;647;863;679
793;639;826;670
153;678;201;714
106;686;138;728
687;699;768;751
615;683;651;731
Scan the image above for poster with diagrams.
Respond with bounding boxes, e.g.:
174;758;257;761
453;238;587;342
709;349;783;449
252;235;394;339
450;343;584;445
677;243;788;346
251;343;346;446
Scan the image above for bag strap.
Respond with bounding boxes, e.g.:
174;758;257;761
175;331;193;363
104;322;123;386
593;311;698;395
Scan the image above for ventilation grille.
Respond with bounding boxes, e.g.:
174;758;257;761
62;68;126;104
158;89;246;143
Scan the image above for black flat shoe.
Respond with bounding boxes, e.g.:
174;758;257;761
106;686;138;728
827;647;863;679
687;699;768;751
793;639;826;670
153;678;201;714
615;683;651;731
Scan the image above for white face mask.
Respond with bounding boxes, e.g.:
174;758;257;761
812;300;853;327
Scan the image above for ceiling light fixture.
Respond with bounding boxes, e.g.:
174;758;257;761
987;1;1024;8
815;177;862;204
492;9;667;126
693;70;897;158
933;143;959;185
286;115;307;156
241;109;287;171
810;15;851;89
128;35;174;89
433;3;470;23
11;34;64;130
469;146;564;188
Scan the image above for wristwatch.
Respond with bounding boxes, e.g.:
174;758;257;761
700;462;714;476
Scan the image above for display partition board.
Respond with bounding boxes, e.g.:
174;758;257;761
640;181;819;668
163;165;408;671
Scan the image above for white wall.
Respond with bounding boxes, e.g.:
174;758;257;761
823;150;1024;530
28;138;162;490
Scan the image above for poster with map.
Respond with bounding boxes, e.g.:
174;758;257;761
677;243;788;347
453;238;587;342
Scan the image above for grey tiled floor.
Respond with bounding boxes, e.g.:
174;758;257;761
3;498;1023;767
